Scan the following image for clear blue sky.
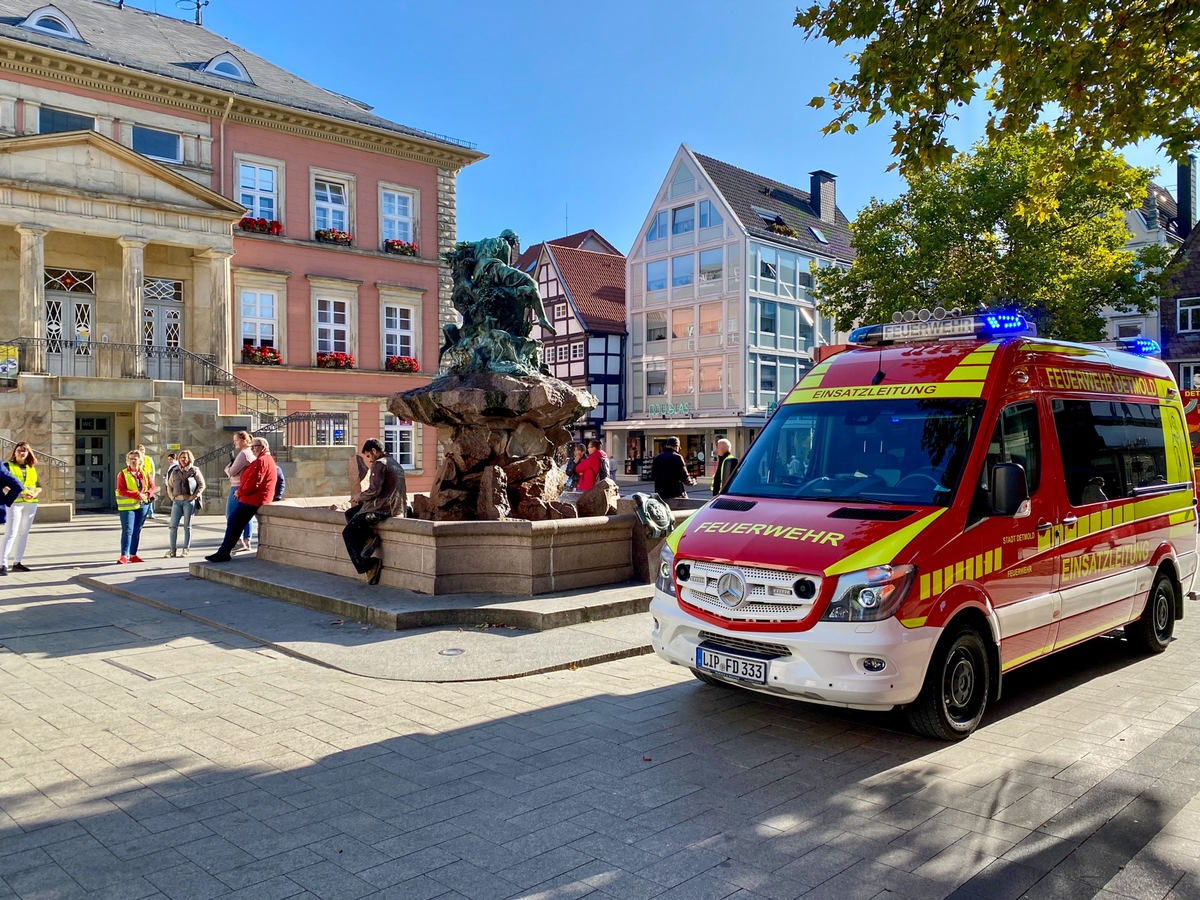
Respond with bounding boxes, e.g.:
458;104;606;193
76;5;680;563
137;0;1176;255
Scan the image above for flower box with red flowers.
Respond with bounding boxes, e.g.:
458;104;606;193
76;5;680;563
241;344;282;366
238;216;284;235
316;351;355;369
386;355;419;373
315;228;353;245
383;239;419;257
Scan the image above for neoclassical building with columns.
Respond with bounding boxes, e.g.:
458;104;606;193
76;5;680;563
0;0;482;512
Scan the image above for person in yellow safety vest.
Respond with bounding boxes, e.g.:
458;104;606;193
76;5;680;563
137;443;157;520
710;438;740;496
1;441;40;575
116;450;153;563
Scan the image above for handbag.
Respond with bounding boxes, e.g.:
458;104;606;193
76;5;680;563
194;493;204;511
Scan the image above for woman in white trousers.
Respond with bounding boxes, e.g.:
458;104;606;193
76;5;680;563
1;441;40;575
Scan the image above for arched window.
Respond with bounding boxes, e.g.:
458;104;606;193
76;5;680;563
21;5;83;40
202;52;252;83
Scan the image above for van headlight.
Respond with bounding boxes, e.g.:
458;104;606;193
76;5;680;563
655;542;675;594
822;565;916;622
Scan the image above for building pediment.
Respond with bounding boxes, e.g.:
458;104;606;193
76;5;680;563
0;130;244;219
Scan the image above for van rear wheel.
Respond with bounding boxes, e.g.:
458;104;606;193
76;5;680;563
1128;572;1175;654
907;627;990;741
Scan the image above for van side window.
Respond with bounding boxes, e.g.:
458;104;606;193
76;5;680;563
1051;399;1173;505
981;402;1040;493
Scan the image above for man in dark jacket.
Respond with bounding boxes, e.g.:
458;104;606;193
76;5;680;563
651;437;694;501
343;439;407;584
710;438;739;495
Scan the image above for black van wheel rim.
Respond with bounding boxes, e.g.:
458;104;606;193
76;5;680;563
943;646;980;723
1153;584;1171;640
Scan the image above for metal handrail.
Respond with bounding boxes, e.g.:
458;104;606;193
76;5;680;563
193;411;350;497
0;337;281;425
0;436;70;503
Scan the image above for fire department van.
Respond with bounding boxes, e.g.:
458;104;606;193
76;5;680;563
650;312;1199;739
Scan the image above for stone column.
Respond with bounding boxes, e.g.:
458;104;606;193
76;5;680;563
15;224;48;373
118;237;148;378
192;250;235;373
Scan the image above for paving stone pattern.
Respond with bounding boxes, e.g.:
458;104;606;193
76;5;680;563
4;516;1200;898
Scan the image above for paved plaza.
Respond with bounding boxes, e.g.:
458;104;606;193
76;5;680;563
3;515;1200;899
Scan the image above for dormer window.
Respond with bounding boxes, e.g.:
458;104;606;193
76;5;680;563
203;52;252;83
21;5;83;41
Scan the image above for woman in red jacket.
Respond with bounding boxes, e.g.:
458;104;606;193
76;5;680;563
205;438;278;563
574;442;603;492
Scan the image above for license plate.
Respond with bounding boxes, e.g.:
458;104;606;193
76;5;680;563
696;647;768;684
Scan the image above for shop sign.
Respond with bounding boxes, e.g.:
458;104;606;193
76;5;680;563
648;402;690;416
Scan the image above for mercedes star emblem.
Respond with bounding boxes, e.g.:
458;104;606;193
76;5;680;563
716;570;748;609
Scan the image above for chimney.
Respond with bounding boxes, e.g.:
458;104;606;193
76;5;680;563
810;170;837;224
1178;154;1196;240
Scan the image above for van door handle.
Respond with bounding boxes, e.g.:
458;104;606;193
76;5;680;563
1061;515;1078;527
1036;520;1052;532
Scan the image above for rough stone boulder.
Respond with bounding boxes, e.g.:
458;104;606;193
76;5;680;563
391;371;596;522
576;479;619;517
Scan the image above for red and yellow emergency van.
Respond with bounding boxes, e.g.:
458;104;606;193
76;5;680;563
650;312;1199;739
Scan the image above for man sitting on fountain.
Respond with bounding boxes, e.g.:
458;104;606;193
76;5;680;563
342;439;407;585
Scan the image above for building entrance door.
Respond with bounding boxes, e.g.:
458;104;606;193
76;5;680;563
75;415;113;510
46;290;96;378
143;278;184;380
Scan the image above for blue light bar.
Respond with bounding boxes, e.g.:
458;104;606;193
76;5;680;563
850;312;1032;346
1117;337;1161;356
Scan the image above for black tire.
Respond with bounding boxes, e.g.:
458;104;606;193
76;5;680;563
692;669;734;688
1128;571;1175;654
907;627;990;740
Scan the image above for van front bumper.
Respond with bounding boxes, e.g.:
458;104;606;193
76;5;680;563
649;590;942;710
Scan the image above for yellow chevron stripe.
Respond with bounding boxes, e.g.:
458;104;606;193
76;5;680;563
824;509;946;577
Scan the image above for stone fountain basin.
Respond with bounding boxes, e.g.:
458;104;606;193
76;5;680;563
256;504;641;596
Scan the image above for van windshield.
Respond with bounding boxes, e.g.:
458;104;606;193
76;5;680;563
726;398;985;506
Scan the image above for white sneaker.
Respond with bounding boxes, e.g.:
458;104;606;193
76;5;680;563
163;550;176;558
180;549;189;557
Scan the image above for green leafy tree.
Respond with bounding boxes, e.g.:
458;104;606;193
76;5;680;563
813;129;1175;341
795;0;1200;195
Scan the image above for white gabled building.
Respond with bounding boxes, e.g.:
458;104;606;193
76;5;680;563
604;144;854;481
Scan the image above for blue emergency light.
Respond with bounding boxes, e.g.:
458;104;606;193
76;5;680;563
850;311;1032;346
1117;337;1161;356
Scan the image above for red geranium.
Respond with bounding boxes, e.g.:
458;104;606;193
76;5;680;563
316;351;355;369
386;355;419;372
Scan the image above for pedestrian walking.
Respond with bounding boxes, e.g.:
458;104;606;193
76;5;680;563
116;450;152;563
165;449;205;557
710;438;740;496
224;431;255;551
206;437;277;563
342;439;407;585
651;436;694;501
2;441;42;574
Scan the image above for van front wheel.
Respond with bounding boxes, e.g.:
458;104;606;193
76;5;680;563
1128;572;1175;654
907;628;990;740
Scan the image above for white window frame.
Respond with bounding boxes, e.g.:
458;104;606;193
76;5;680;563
384;412;417;469
203;51;253;83
646;211;668;243
311;167;355;235
131;124;182;163
233;269;288;362
556;343;569;363
672;254;694;287
646;260;667;292
672;205;695;235
308;276;358;361
379;286;422;368
22;7;83;40
380;183;418;245
236;155;284;222
699;199;723;229
316;298;350;354
1179;297;1200;332
240;290;278;351
570;342;584;360
1179;364;1200;390
699;248;723;283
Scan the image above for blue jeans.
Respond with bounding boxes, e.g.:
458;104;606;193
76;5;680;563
118;506;148;557
169;499;195;552
226;486;253;541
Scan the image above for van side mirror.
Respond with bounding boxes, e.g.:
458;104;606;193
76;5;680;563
989;462;1028;516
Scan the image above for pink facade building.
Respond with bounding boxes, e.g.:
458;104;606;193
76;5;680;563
0;0;483;509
